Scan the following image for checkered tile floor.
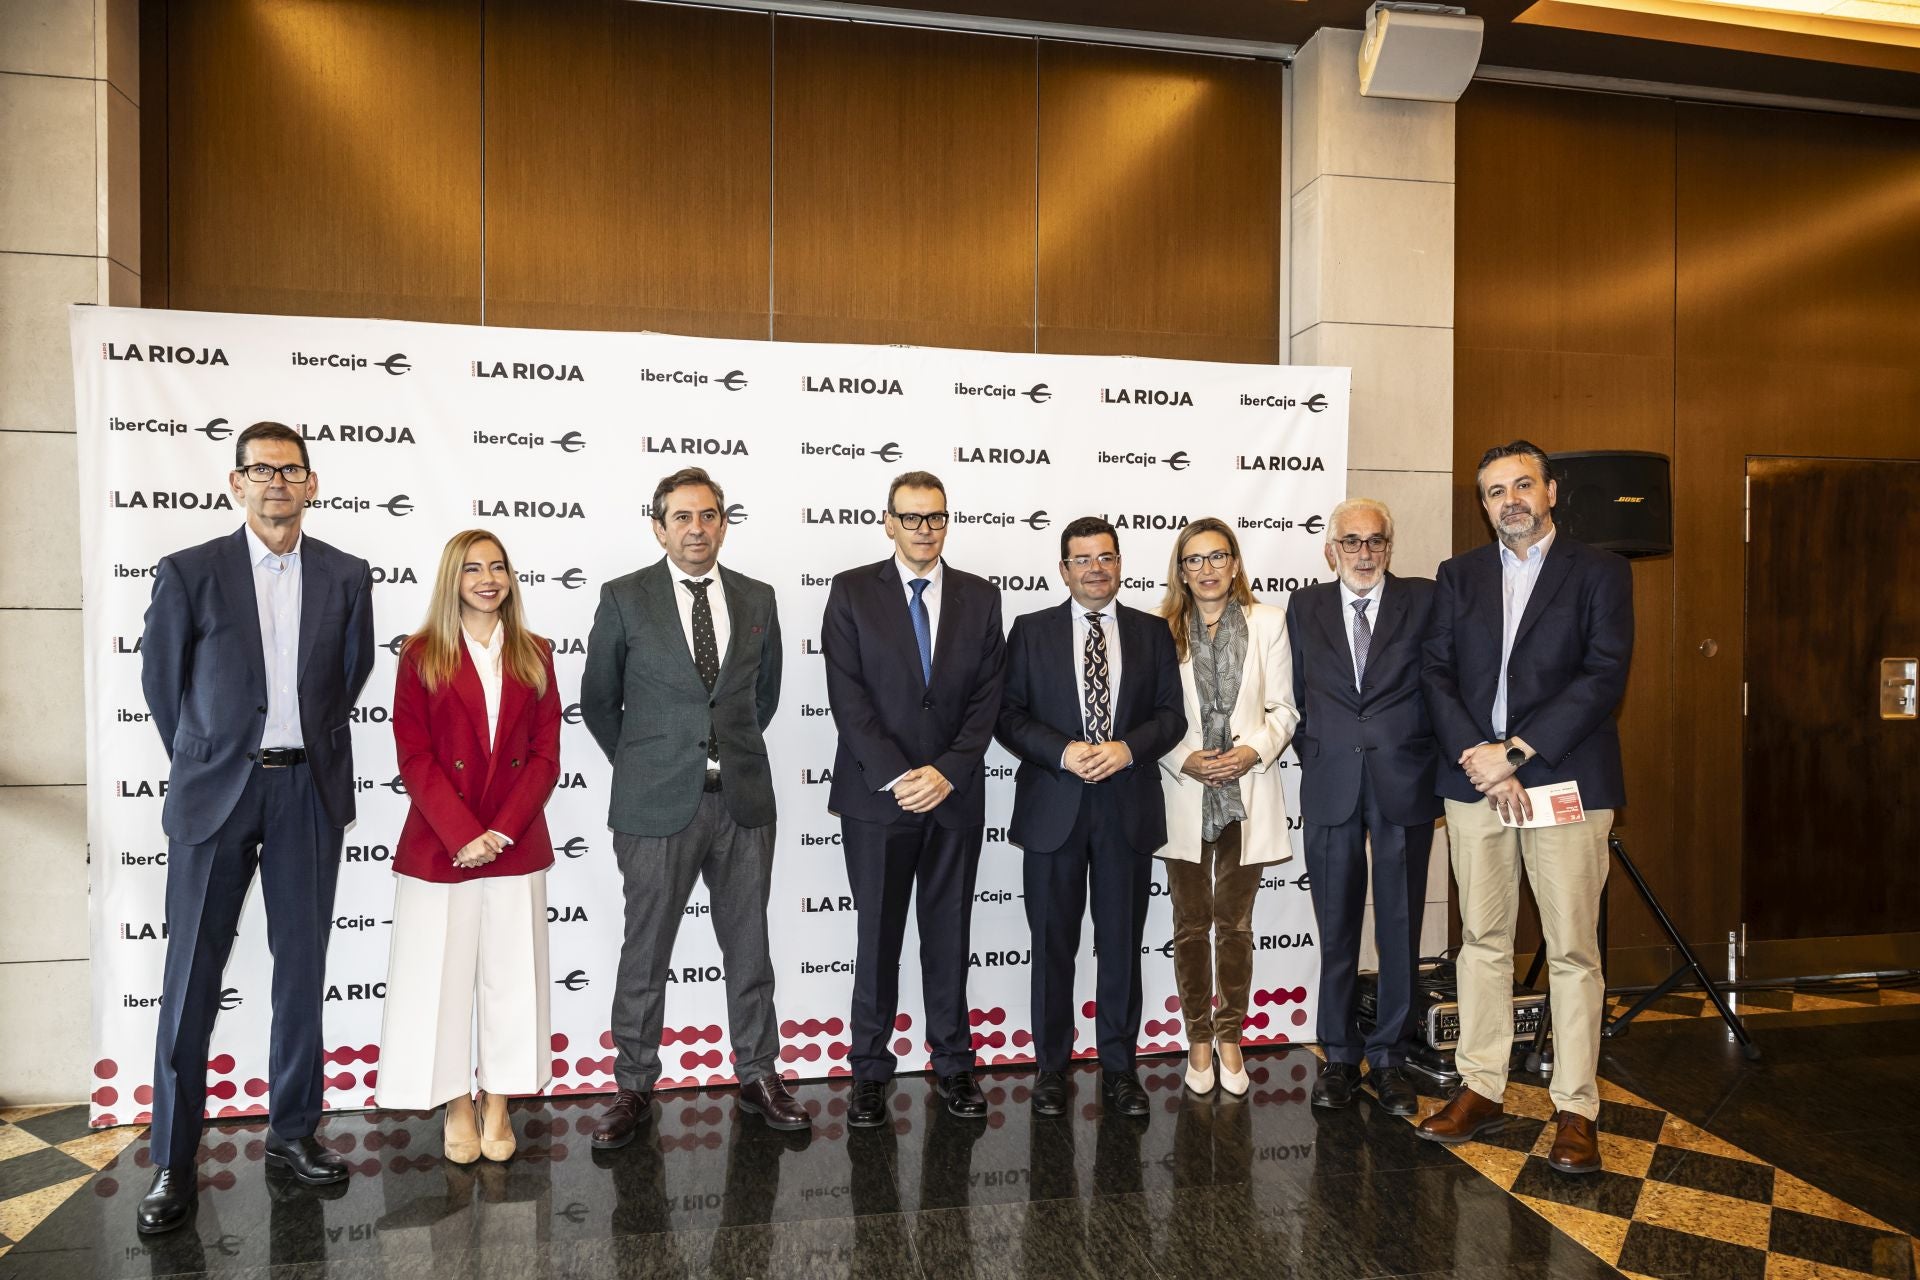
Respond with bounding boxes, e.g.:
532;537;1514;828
0;1105;141;1262
1605;984;1920;1023
1409;1080;1920;1280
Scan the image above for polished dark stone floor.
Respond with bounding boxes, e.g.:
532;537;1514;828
3;1006;1915;1279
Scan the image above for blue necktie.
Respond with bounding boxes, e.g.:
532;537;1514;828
909;578;933;685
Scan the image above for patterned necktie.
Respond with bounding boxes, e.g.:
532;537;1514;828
1351;598;1373;688
908;578;933;685
685;579;720;761
1083;611;1112;744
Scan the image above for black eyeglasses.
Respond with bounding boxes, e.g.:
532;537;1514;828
891;510;949;530
238;463;310;484
1180;550;1235;571
1332;535;1390;554
1063;553;1120;569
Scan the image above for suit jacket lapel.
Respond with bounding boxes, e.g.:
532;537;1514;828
483;655;530;790
640;560;707;694
1317;586;1358;691
216;528;267;697
1476;546;1505;648
1513;538;1576;649
873;558;929;689
715;565;752;687
296;538;323;688
1049;599;1080;731
1361;579;1408;692
929;562;962;686
454;639;492;761
1111;605;1143;731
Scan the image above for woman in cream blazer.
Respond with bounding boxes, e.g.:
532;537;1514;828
1156;517;1300;1096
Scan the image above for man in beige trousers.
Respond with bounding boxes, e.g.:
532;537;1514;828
1416;440;1635;1175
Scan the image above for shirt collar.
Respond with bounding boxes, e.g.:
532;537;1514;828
1078;601;1117;623
463;622;505;654
1500;523;1557;570
244;524;302;568
677;566;718;589
1339;576;1384;612
898;556;943;590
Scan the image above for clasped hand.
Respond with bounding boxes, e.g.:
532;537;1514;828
1063;740;1133;783
893;766;953;814
1180;745;1259;788
453;831;505;869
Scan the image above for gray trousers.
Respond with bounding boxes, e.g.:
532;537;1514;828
611;790;780;1092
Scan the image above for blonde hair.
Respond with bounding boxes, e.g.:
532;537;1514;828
1158;517;1256;663
406;529;549;697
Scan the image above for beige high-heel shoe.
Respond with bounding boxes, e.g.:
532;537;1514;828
1184;1042;1217;1094
1217;1041;1250;1097
478;1091;517;1162
443;1095;481;1165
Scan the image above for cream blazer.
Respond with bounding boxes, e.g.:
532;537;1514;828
1155;600;1300;865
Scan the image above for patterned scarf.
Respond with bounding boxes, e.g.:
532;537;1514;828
1190;600;1250;842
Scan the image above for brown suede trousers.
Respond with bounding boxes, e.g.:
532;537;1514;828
1165;821;1263;1043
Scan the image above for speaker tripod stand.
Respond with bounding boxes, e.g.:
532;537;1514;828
1522;832;1759;1074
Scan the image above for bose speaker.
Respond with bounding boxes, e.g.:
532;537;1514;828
1548;450;1672;559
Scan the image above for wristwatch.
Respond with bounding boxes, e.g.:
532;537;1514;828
1504;739;1527;768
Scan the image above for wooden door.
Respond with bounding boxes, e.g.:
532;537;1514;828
1743;457;1920;941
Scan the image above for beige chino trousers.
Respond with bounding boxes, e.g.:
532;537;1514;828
1444;798;1613;1120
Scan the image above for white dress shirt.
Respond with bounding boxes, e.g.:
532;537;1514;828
1492;524;1556;738
1070;602;1124;744
246;525;303;750
674;567;730;774
460;620;511;847
1339;577;1384;693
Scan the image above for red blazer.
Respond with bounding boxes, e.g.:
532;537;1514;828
391;638;561;883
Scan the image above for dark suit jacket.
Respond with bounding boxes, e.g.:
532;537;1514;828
140;526;375;846
822;558;1007;829
994;599;1186;855
1422;534;1634;809
391;639;561;882
1287;573;1443;828
581;558;782;837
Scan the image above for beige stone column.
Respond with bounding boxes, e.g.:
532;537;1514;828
1289;26;1457;956
0;0;140;1103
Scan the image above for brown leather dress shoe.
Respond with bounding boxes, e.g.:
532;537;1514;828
1416;1088;1507;1144
1548;1111;1602;1174
739;1074;811;1131
591;1088;651;1150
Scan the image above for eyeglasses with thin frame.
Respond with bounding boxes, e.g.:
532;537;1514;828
237;462;311;484
1179;549;1235;572
890;510;949;530
1063;553;1121;570
1332;535;1390;555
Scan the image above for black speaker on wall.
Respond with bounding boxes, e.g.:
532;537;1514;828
1547;450;1673;559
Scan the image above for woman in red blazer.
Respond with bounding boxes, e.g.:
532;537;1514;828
374;529;561;1164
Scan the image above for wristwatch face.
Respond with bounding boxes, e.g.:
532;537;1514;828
1506;744;1527;766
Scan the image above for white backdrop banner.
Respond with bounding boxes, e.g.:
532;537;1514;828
71;304;1347;1128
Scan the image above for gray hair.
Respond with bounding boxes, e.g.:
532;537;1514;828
1325;497;1395;544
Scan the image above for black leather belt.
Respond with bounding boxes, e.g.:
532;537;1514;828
258;747;307;768
703;769;723;793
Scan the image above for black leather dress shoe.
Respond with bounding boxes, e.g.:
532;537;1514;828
592;1088;652;1149
136;1165;196;1235
848;1080;888;1128
1102;1070;1150;1117
263;1132;349;1185
936;1072;988;1118
1031;1070;1069;1117
739;1074;812;1131
1312;1062;1360;1110
1368;1065;1419;1116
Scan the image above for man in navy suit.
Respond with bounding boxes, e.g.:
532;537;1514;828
1417;440;1633;1176
995;516;1185;1119
135;422;375;1233
1287;497;1441;1116
823;470;1006;1127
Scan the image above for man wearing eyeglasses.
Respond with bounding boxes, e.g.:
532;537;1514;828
134;422;375;1233
821;471;1007;1128
996;516;1185;1119
1285;498;1441;1117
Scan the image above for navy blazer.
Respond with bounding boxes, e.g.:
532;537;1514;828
822;558;1007;829
1422;534;1634;809
1287;574;1443;828
994;599;1186;855
141;526;376;845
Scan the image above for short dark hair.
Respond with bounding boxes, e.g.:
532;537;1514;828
1059;515;1118;561
1475;440;1554;495
235;421;308;471
887;470;945;510
651;467;725;524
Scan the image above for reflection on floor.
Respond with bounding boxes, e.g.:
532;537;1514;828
0;1005;1914;1279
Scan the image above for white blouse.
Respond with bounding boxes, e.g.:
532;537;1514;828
462;622;505;751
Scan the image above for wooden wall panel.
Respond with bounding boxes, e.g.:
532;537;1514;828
1037;43;1282;363
483;0;771;337
1674;103;1920;945
165;0;482;322
1455;84;1679;952
772;19;1035;351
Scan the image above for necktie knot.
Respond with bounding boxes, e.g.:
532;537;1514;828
683;578;711;596
1352;599;1369;619
1086;610;1102;624
910;578;930;599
